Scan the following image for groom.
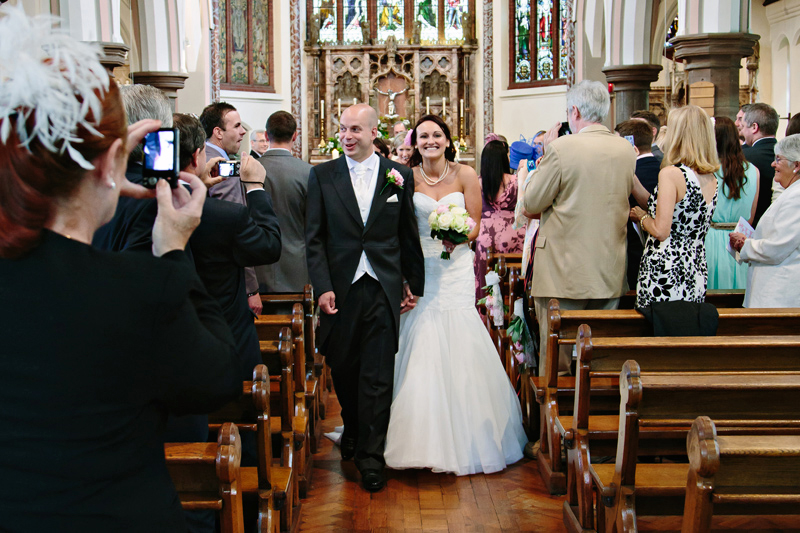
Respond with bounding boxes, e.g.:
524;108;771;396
305;104;425;491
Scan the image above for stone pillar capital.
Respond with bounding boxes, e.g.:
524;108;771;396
91;41;130;74
131;71;189;111
602;64;663;91
602;64;663;125
671;33;760;70
669;32;760;119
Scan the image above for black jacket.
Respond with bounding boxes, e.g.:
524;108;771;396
743;137;777;226
305;156;424;355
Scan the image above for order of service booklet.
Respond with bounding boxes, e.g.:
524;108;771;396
726;216;755;264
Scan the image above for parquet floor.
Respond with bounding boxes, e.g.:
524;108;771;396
298;390;800;532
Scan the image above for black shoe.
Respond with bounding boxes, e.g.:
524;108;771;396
361;469;384;492
340;436;356;460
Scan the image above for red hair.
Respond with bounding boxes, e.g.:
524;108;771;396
0;82;127;259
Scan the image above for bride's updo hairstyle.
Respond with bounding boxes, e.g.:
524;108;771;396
0;7;127;259
408;114;457;168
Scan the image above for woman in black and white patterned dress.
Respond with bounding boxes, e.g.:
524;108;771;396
630;105;719;309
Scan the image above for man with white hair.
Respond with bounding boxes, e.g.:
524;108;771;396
523;80;636;377
249;129;269;158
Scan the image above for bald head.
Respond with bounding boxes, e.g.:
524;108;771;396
339;104;378;162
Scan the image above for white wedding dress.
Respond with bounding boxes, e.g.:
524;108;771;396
384;191;526;476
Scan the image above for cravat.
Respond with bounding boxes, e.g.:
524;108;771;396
353;164;369;200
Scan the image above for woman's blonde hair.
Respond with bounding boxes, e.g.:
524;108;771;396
662;105;720;175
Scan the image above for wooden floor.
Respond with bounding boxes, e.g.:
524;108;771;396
298;391;800;533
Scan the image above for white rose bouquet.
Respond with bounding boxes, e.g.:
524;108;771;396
427;204;476;259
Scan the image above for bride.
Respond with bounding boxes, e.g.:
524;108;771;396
384;115;526;475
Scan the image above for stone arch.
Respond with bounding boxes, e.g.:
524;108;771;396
650;0;677;65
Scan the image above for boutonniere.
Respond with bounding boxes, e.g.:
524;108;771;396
380;168;405;195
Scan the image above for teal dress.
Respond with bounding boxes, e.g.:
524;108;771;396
704;163;758;289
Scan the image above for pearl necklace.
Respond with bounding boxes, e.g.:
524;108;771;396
420;160;450;186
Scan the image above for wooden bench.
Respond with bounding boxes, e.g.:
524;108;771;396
261;285;328;414
531;301;800;494
682;416;800;532
570;361;800;533
208;365;295;533
255;318;313;498
165;423;244;533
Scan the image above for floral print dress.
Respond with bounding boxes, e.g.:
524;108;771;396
636;165;718;309
474;177;527;302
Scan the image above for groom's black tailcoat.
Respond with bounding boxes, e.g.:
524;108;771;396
306;155;424;472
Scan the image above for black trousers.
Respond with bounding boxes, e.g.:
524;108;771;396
325;275;397;473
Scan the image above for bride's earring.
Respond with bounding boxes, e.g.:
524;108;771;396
107;173;117;190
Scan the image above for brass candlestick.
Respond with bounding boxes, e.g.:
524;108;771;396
459;99;468;150
318;99;326;149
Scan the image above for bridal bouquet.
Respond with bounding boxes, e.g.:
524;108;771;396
428;204;476;259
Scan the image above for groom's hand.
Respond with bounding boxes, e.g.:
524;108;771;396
400;284;418;314
319;291;338;314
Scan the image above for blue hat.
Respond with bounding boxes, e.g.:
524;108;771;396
509;141;534;170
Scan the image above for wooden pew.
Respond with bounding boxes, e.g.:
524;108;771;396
682;416;800;533
165;423;244;533
255;316;313;498
208;365;294;533
261;285;328;415
618;288;745;309
531;301;800;494
570;361;800;533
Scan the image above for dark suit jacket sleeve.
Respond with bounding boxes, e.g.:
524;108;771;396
147;250;241;414
398;165;425;296
305;166;334;296
230;189;282;267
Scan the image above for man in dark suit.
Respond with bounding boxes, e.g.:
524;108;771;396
256;111;313;292
250;129;268;158
742;103;780;226
631;110;664;163
174;113;282;380
305;104;424;491
200;102;263;316
616;119;661;289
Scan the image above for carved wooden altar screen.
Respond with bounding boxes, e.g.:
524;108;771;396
305;0;478;166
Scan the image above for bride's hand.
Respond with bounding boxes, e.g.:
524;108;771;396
442;239;456;253
400;283;418;314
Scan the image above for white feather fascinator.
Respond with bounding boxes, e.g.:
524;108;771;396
0;6;110;170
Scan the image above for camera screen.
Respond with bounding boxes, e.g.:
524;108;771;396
219;162;237;177
144;130;175;172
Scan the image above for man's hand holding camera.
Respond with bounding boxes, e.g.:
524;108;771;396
239;154;266;192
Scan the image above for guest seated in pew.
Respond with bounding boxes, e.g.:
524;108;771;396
0;8;242;530
630;105;719;309
730;134;800;308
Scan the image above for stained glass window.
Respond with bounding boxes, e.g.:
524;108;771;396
313;0;338;43
510;0;569;88
444;0;468;42
220;0;274;91
415;0;438;43
377;0;405;42
343;0;367;43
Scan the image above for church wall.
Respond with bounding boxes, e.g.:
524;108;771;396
764;0;800;136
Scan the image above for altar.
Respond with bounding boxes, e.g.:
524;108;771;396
304;4;478;168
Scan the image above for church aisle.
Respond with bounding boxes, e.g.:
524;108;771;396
298;391;565;532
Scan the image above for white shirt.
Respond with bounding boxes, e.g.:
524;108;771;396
741;180;800;308
346;152;380;283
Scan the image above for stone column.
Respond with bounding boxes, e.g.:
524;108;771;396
131;72;189;111
670;33;759;119
602;64;663;125
95;42;130;77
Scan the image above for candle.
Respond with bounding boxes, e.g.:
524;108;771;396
426;97;430;115
460;98;464;118
353;98;357;105
321;100;325;120
337;98;341;116
442;97;446;118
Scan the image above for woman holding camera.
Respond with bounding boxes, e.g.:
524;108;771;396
0;8;241;530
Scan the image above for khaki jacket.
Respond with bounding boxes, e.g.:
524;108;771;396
523;124;636;299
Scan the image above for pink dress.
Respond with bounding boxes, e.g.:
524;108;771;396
474;177;527;302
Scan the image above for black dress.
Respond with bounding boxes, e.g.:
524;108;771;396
0;231;241;532
636;165;717;309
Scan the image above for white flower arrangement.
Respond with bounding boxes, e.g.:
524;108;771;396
427;204;476;259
